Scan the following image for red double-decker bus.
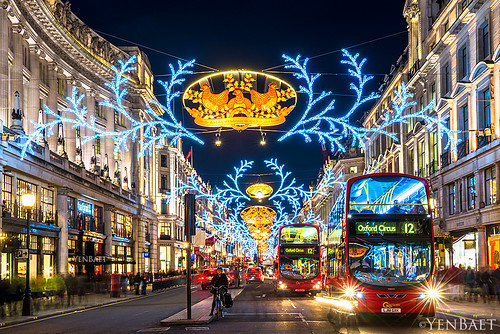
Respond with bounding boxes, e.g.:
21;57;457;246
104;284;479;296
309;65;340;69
325;173;438;318
273;223;322;295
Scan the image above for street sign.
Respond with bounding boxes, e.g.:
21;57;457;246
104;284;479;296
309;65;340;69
17;249;28;259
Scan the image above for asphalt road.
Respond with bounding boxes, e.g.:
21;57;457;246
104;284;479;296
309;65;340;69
3;280;500;333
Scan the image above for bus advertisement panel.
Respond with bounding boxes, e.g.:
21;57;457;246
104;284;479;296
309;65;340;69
274;224;322;295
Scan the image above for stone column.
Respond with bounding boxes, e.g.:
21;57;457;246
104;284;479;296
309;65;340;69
150;221;158;273
56;187;71;276
478;226;487;268
103;204;114;273
47;62;58;150
27;46;40;135
132;215;144;273
0;3;9;123
11;25;23;131
495;162;500;205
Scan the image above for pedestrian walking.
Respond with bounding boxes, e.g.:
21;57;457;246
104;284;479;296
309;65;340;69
492;265;500;303
465;267;477;302
134;272;141;295
141;273;147;295
480;267;493;303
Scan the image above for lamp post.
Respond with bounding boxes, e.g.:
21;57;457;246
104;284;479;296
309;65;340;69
21;192;35;316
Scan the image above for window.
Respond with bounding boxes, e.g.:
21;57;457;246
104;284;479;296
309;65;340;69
160;198;168;214
448;183;455;215
459;0;468;14
159;223;171;237
407;107;414;132
2;174;12;214
57;77;65;96
161;155;168;167
479;22;490;60
42;237;55;252
22;44;30;70
479;88;491;144
94;206;104;234
41;188;54;224
95;138;101;155
94;100;104;118
442;63;450;95
430;83;436;104
459;183;463;212
68;196;76;229
430;133;438;174
458;45;468;80
418;140;425;176
16;179;37;212
114;110;123;126
349;166;358;174
444;20;449;32
40;62;48;85
461;104;469;153
409;148;414;175
160;175;169;190
485;166;496;206
112;213;132;238
467;175;476;210
114;140;122;161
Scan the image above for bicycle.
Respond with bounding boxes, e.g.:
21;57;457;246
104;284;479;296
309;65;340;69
211;285;227;320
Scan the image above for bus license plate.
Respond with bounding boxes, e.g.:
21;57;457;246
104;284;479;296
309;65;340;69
295;289;305;292
381;308;401;313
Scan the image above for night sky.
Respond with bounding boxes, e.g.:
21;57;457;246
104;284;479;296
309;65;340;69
67;0;408;190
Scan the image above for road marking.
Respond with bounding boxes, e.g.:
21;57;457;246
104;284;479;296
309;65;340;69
185;327;210;331
137;327;170;332
288;298;297;309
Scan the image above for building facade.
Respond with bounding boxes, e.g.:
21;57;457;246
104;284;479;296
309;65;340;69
363;0;500;269
0;0;159;280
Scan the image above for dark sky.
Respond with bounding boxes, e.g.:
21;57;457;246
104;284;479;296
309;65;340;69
68;0;408;189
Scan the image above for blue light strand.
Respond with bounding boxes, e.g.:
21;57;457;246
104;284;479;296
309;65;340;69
278;49;459;152
20;56;203;160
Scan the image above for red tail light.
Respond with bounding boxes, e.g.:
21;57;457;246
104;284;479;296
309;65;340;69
257;273;261;278
200;275;206;281
230;275;234;279
245;273;248;279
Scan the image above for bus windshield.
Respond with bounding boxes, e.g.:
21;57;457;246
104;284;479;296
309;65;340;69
348;175;428;214
280;225;319;244
280;256;320;280
348;241;432;287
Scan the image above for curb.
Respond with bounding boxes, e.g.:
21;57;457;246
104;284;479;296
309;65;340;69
0;284;185;329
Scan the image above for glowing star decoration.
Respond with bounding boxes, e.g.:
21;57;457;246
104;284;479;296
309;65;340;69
278;49;460;152
246;183;273;200
20;56;203;159
183;71;296;130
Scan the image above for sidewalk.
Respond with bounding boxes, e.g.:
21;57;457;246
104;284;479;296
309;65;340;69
160;288;243;326
0;285;164;328
437;299;500;320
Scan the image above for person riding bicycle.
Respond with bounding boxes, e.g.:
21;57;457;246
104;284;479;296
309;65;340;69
209;267;228;316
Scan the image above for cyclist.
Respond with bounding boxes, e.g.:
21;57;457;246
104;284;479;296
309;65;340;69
209;267;229;316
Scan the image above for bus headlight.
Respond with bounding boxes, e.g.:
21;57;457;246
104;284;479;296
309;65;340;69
355;291;364;299
313;284;321;290
420;287;441;300
279;283;287;289
344;287;356;298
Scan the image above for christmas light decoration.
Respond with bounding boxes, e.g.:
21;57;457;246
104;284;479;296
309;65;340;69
278;49;459;152
20;56;203;159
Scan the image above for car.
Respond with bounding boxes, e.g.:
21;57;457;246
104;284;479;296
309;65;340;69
245;267;264;283
199;268;218;290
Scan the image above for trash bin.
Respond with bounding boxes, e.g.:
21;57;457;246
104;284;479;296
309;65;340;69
110;273;120;298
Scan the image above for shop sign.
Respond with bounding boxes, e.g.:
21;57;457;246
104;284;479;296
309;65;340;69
77;200;93;215
16;248;28;259
144;252;150;257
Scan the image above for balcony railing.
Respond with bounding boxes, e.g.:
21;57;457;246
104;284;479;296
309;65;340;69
477;135;491;149
2;201;57;225
68;213;104;234
457;140;469;159
441;151;451;168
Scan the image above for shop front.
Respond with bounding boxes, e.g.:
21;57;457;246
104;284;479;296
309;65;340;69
452;230;479;269
487;224;500;270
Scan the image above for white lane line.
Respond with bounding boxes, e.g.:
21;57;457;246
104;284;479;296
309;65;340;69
287;297;297;309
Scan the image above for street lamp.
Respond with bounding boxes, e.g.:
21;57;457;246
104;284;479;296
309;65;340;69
21;192;35;316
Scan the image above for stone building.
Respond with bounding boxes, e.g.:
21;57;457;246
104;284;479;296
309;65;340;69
0;0;159;279
363;0;500;269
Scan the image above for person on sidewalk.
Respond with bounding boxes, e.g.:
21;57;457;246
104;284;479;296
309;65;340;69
134;272;141;295
209;267;228;316
141;273;147;295
480;267;493;303
492;265;500;303
465;267;477;302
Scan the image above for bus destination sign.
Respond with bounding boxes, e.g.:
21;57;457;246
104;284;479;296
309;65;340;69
354;221;416;235
281;247;316;255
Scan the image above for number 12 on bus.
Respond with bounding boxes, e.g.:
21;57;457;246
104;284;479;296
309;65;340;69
324;173;441;317
273;224;322;295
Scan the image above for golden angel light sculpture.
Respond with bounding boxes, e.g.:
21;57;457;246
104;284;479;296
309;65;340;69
183;71;296;130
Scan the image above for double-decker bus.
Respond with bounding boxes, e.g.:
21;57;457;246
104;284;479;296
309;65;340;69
325;173;437;317
273;223;322;295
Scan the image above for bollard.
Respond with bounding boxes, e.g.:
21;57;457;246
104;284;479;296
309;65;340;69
110;273;120;298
